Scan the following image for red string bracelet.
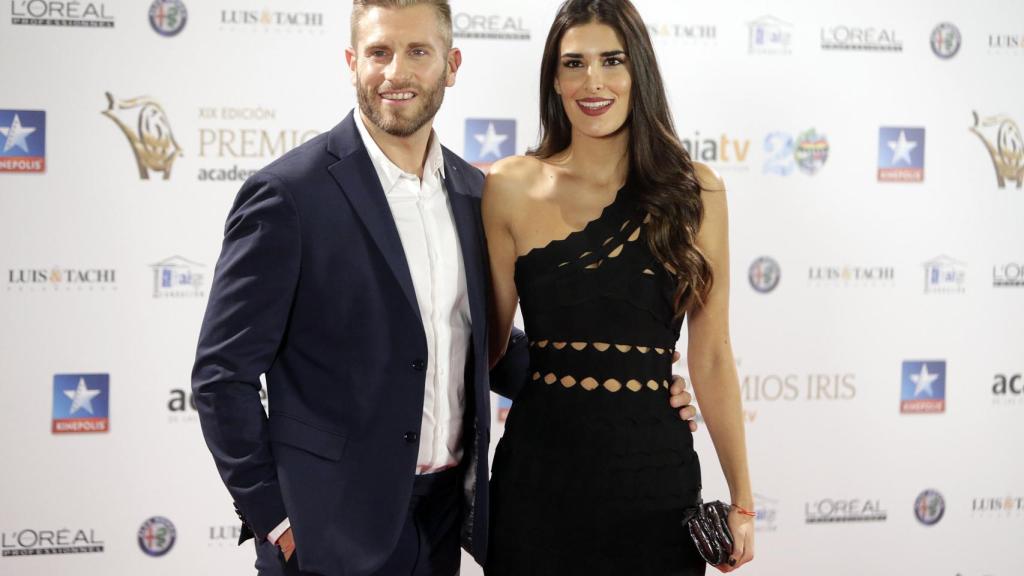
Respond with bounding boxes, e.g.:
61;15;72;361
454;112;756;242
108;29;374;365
731;504;756;517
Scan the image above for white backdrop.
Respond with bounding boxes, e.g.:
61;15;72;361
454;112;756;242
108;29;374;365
1;0;1022;575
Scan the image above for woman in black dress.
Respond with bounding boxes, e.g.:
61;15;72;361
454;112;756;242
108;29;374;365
482;1;755;574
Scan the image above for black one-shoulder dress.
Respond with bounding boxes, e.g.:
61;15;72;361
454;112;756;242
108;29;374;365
486;188;706;576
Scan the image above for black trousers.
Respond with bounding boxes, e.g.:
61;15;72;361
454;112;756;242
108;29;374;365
255;467;463;576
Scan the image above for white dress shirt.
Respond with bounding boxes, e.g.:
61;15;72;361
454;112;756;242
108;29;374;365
269;112;471;544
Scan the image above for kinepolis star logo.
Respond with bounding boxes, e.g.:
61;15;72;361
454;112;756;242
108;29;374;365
820;25;902;52
138;517;175;557
0;110;46;173
900;360;946;414
452;12;529;41
197;105;317;182
103;93;182;180
52;374;110;433
464;119;515;171
149;0;187;37
763;129;829;176
6;267;117;292
680;130;750;171
748;257;780;294
878;127;925;182
970;111;1023;189
931;23;961;59
923;255;966;294
10;1;114;28
1;527;104;557
748;15;792;54
151;256;205;298
915;490;945;526
805;498;887;523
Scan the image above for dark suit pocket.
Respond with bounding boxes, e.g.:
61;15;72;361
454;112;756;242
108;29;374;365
269;413;347;461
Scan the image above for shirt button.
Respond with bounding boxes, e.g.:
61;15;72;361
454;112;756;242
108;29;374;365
404;432;419;443
412;359;426;371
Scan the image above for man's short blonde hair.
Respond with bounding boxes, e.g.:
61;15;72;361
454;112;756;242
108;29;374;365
351;0;453;49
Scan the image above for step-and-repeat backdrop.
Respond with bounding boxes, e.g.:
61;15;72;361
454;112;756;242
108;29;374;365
1;0;1022;574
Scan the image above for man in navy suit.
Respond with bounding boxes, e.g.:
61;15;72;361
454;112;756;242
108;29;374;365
192;1;698;575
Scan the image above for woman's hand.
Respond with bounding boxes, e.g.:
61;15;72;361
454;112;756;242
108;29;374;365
717;509;754;572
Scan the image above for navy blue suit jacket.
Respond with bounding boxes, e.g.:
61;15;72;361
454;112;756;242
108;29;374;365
192;111;528;576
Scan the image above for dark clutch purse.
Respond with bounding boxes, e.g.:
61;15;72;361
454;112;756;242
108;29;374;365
680;500;735;566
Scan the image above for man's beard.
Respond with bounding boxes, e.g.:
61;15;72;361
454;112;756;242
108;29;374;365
357;70;447;138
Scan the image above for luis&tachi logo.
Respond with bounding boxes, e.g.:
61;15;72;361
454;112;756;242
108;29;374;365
900;360;946;414
52;374;110;433
923;256;966;294
970;111;1023;189
808;265;895;287
219;8;324;34
878;127;924;182
645;22;716;46
10;1;114;28
208;524;242;547
747;15;792;54
464;119;515;171
6;267;117;292
0;110;45;173
748;257;780;293
989;32;1024;54
103;93;181;180
972;496;1024;517
1;528;104;557
149;0;186;37
915;490;946;525
138;517;176;557
763;129;829;176
452;12;529;41
680;130;751;171
805;498;887;523
151;256;205;298
931;23;961;59
820;25;902;52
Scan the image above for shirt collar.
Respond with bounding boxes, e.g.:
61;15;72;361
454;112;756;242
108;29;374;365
354;109;446;194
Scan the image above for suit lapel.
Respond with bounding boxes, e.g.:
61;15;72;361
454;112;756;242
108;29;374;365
326;113;420;318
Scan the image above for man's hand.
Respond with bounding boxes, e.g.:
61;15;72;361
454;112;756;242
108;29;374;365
278;528;296;562
669;351;699;432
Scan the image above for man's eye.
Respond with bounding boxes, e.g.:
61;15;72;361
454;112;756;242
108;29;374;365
412;48;428;56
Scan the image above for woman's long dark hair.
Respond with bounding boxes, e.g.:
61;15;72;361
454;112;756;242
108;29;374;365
530;0;713;315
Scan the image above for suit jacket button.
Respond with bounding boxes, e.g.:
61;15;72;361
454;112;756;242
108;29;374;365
404;432;419;443
412;359;426;371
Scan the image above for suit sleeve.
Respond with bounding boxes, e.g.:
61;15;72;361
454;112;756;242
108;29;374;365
191;172;300;541
488;327;530;400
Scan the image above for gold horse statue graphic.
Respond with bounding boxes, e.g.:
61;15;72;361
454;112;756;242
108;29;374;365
103;92;182;180
970;111;1023;189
